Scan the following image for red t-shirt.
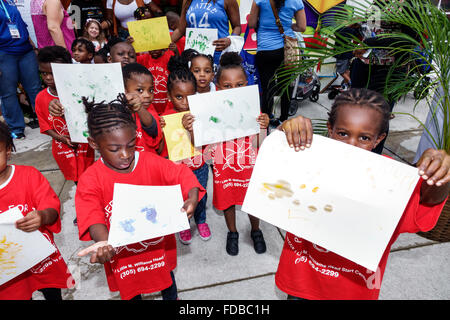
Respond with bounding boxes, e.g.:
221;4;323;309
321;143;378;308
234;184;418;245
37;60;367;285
75;151;205;300
137;50;175;115
0;165;74;300
134;106;163;154
211;136;259;210
35;88;95;182
275;178;446;300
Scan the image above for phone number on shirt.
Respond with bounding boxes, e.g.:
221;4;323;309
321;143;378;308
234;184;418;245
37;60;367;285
295;256;340;278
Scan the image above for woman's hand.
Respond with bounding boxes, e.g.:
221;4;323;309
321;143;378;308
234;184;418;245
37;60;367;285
417;149;450;187
279;115;313;151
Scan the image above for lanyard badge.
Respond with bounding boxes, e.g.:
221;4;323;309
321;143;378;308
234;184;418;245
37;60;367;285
2;0;21;38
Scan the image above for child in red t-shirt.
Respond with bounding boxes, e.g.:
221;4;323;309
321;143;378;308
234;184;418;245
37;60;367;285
35;46;95;184
277;88;450;300
122;62;164;155
182;52;270;256
0;122;74;300
75;95;205;300
137;46;178;115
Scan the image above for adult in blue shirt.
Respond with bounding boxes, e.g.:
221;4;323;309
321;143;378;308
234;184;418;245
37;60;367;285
249;0;306;126
0;0;41;139
171;0;241;66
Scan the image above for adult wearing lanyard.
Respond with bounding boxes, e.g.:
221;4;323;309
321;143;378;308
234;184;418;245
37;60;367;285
171;0;241;66
0;0;41;140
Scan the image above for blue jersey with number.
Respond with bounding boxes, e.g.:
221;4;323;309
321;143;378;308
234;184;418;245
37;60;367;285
186;0;229;63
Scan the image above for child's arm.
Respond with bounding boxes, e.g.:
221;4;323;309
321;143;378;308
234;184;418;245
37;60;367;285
417;149;450;205
169;42;179;56
15;208;58;233
279;115;314;151
126;93;156;132
182;113;196;146
181;187;200;220
78;224;115;264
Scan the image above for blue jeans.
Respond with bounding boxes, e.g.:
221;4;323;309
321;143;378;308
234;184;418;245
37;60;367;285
0;49;41;135
192;163;208;225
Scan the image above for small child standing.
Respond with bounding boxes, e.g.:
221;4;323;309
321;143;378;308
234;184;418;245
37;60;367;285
82;19;108;52
122;62;164;155
0;121;74;300
35;46;95;184
186;52;269;256
160;55;211;245
75;95;205;300
137;45;178;115
71;38;95;64
277;88;450;300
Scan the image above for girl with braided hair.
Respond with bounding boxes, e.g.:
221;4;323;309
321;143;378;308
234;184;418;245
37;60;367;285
276;88;450;300
75;94;205;300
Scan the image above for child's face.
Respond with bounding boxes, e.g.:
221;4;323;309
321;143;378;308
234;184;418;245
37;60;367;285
168;81;196;112
109;43;137;67
89;126;137;173
191;56;214;92
149;49;164;60
39;62;56;90
87;22;100;39
125;73;154;109
327;104;386;151
73;43;93;63
216;68;247;90
0;141;11;178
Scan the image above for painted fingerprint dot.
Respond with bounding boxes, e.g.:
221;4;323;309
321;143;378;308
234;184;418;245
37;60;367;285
268;193;276;200
293;199;301;206
308;205;317;212
324;204;333;212
300;184;306;189
312;187;319;193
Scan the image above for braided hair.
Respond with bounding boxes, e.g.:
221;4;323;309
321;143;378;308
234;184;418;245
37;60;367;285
215;52;246;83
83;94;137;139
328;88;391;135
167;55;197;93
0;121;15;152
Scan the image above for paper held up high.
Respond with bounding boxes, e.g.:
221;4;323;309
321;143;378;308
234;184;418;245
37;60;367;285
188;85;261;147
242;131;420;272
51;63;125;143
0;207;56;286
185;28;218;57
108;184;189;248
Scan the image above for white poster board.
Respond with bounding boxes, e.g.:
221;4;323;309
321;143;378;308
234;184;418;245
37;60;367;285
188;85;261;147
108;184;189;248
51;63;125;143
0;207;56;286
242;131;420;272
185;28;218;57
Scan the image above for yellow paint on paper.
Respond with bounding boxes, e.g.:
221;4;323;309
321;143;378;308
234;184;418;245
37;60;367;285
127;17;171;52
162;111;201;162
0;236;22;276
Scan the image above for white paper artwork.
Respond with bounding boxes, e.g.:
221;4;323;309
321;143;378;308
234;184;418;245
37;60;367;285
0;207;56;286
242;131;420;272
188;85;261;147
51;63;125;143
108;184;189;248
185;28;218;57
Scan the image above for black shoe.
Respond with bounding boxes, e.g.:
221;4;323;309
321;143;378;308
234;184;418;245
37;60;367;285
11;132;25;140
251;230;266;254
269;118;282;128
226;231;239;256
73;218;77;226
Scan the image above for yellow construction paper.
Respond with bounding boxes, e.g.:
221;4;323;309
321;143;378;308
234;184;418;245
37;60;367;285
305;0;345;13
127;17;171;52
162;111;202;162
